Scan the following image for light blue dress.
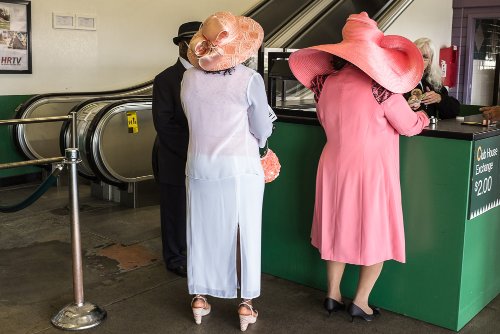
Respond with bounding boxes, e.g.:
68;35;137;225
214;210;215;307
180;64;273;299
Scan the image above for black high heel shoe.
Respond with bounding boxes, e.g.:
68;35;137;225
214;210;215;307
347;303;380;322
323;298;345;316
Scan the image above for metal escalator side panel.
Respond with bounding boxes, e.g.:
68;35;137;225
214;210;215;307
16;97;85;161
13;82;153;161
90;101;155;185
76;101;118;180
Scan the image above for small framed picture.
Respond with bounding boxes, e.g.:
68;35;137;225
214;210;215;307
52;12;74;29
75;14;96;30
0;0;32;74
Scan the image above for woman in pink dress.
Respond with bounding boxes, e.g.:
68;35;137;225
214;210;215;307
289;12;429;321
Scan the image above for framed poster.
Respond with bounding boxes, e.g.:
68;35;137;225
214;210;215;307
0;0;31;74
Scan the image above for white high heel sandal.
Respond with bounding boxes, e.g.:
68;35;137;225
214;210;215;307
191;295;210;325
238;301;258;332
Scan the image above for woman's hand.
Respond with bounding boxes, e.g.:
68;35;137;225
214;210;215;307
409;102;421;111
421;87;441;105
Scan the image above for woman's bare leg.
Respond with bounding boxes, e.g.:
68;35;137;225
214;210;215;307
326;261;346;301
352;262;384;314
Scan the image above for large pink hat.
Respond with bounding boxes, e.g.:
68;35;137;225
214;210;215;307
288;12;424;94
187;12;264;71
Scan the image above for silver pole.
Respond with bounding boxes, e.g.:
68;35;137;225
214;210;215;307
0;115;71;125
51;113;106;330
71;112;77;149
68;148;84;306
0;157;64;170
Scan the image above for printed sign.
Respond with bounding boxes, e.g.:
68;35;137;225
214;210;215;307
127;111;138;134
0;1;31;74
469;135;500;219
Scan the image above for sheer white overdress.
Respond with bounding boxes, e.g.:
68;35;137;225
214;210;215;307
180;64;273;299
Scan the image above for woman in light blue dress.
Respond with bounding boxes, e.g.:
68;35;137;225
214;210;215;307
180;12;273;331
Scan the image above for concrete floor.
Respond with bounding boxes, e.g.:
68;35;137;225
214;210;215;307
0;183;498;334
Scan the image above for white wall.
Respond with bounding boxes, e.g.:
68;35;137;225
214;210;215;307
386;0;453;50
1;0;259;95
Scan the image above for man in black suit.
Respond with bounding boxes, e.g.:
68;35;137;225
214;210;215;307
152;21;201;278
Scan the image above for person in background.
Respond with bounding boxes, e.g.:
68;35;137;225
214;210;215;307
152;21;201;278
289;12;429;322
404;37;460;119
180;12;273;332
480;105;500;122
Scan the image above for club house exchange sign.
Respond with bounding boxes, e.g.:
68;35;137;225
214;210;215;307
469;136;500;219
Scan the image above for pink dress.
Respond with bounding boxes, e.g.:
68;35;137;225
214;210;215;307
311;65;429;266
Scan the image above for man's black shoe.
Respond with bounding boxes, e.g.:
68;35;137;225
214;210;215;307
169;265;187;277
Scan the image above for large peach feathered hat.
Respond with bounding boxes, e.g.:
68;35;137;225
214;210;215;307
187;11;264;71
288;12;424;93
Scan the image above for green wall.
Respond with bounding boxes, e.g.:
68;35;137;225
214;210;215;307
0;95;38;179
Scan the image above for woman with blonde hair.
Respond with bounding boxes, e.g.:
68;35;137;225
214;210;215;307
180;11;273;332
404;37;460;119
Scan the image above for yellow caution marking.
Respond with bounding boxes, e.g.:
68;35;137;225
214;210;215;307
127;111;138;134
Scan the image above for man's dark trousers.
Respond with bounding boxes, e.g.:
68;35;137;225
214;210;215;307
160;183;186;270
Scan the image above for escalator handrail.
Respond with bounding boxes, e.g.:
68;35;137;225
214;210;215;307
262;0;316;42
265;0;335;48
243;0;270;17
376;0;414;31
14;80;153;118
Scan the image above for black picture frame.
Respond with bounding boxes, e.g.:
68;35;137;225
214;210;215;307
0;0;32;74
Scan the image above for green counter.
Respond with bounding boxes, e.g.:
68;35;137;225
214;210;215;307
262;120;500;331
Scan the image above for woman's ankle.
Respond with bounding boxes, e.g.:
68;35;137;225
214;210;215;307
326;288;342;302
326;293;342;302
352;299;371;314
239;299;255;315
192;295;208;309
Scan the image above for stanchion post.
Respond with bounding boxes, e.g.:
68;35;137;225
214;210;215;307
71;111;77;149
51;112;106;330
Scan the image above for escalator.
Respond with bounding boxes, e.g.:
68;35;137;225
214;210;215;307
264;0;411;49
280;0;392;48
13;81;152;162
59;96;154;187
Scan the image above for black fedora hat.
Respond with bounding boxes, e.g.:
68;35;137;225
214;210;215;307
172;21;202;45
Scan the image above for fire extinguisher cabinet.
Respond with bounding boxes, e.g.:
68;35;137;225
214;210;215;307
439;45;459;87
